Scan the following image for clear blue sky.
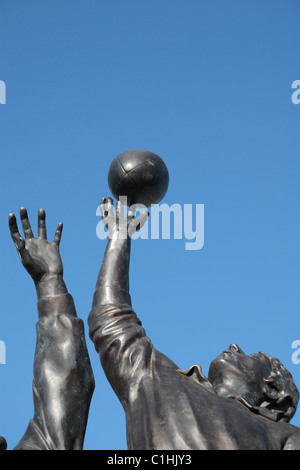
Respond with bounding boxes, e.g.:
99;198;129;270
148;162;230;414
0;0;300;450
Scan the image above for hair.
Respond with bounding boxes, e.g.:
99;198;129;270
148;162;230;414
251;352;299;423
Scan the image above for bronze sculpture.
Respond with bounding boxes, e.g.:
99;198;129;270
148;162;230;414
2;195;300;450
88;197;300;450
6;208;95;450
0;436;6;451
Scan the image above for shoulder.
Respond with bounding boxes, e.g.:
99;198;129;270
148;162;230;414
283;428;300;450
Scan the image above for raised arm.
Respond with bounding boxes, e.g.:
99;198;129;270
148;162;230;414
88;198;151;404
9;208;94;450
95;197;133;297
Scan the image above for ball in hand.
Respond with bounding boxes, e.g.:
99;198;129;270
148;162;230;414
108;149;169;207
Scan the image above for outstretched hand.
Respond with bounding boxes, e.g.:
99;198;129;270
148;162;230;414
99;197;149;239
8;207;64;285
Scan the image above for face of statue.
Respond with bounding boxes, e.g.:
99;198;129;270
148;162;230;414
208;344;273;407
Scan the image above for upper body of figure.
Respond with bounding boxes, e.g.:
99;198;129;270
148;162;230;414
88;197;300;450
4;208;95;450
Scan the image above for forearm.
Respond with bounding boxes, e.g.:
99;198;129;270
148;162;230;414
89;235;153;404
16;292;94;450
96;234;131;293
90;234;134;346
34;295;94;449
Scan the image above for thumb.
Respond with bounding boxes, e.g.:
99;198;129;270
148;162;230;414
11;233;25;253
16;244;32;267
136;210;149;230
128;210;149;236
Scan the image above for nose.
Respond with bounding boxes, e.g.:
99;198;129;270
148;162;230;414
229;343;244;354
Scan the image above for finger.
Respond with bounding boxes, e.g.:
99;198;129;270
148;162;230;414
128;203;137;218
99;198;107;219
8;213;25;251
38;208;47;239
135;210;149;230
106;197;114;217
9;213;20;237
53;222;63;246
116;199;124;220
20;207;34;239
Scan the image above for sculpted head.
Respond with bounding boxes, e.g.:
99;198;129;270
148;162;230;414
208;343;299;422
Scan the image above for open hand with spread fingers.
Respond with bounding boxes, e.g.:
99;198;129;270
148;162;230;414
99;197;149;239
8;207;67;299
